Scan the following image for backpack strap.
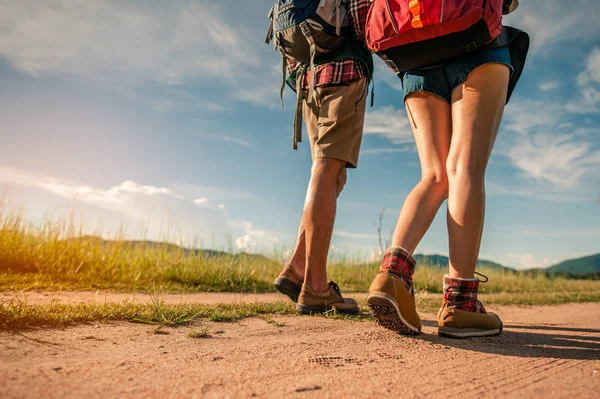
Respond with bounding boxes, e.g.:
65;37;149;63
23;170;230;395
369;77;375;107
271;3;280;50
293;65;308;150
299;21;317;105
265;21;274;45
280;56;287;108
265;6;274;45
335;0;344;36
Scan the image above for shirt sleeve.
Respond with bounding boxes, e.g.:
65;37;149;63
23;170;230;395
347;0;370;45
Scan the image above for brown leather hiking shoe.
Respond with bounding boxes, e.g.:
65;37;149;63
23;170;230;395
296;282;359;314
437;274;503;338
437;303;503;338
273;264;303;302
367;271;421;335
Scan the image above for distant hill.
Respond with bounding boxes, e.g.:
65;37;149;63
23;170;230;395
413;254;515;273
545;253;600;276
63;236;272;263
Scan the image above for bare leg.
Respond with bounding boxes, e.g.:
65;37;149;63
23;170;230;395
303;158;347;292
288;164;347;279
391;93;452;253
447;63;510;278
287;216;306;276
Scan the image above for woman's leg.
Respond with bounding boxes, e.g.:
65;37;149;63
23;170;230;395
446;63;510;278
391;92;452;253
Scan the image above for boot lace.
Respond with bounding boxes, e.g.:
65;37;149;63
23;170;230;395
329;281;343;298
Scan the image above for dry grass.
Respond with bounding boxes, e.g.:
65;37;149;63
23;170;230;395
1;206;599;296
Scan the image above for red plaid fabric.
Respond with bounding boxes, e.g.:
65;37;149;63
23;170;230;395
286;0;370;89
380;247;416;295
443;275;487;313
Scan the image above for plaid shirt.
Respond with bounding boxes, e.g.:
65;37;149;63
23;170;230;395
286;0;371;89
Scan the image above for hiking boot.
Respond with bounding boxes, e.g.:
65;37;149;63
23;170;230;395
273;263;303;302
296;281;359;314
437;274;503;338
367;247;421;335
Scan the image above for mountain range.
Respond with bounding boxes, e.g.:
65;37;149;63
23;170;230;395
414;253;600;277
68;237;600;278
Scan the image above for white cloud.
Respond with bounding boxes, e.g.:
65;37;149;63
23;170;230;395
235;220;280;254
0;0;286;109
502;99;563;135
567;47;600;114
0;165;232;247
364;106;413;144
334;230;378;239
539;81;560;92
506;253;554;269
193;198;209;206
222;136;251;147
506;133;600;187
576;48;600;86
0;1;258;84
503;0;600;54
0;166;181;204
500;98;600;189
486;182;594;203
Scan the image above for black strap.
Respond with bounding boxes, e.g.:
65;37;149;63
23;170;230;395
292;65;307;150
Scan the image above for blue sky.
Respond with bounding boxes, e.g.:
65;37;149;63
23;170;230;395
0;0;599;269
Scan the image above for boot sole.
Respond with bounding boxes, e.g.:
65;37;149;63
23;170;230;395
367;292;420;335
273;277;301;303
295;303;359;315
438;323;503;339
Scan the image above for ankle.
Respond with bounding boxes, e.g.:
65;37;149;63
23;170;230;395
380;247;416;275
305;280;329;294
380;247;415;292
289;262;305;279
442;274;486;313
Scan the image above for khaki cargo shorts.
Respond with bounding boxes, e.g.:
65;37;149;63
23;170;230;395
302;78;368;168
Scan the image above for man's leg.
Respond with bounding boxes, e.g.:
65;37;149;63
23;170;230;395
303;158;346;293
294;78;365;314
287;216;306;277
287;165;347;281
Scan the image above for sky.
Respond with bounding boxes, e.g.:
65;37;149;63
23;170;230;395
0;0;599;269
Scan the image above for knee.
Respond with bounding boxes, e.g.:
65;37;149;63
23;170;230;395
446;155;487;183
311;158;346;180
421;169;449;197
336;168;347;195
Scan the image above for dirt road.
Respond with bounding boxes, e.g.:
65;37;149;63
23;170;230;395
1;294;599;398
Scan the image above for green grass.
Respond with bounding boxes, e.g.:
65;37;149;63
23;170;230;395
2;290;600;331
0;295;296;331
1;206;600;298
187;327;212;339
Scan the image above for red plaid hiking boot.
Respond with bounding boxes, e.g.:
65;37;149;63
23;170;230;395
437;274;503;338
273;264;303;302
296;281;359;314
367;247;421;335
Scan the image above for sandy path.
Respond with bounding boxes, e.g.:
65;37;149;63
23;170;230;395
1;299;599;399
0;290;309;305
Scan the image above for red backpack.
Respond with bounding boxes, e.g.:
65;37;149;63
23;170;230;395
366;0;505;72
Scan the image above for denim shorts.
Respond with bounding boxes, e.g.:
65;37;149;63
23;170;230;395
400;45;513;103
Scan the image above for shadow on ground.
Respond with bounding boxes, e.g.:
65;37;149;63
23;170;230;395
418;319;600;360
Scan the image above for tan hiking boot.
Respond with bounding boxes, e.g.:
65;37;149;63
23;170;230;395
368;271;421;335
437;303;503;338
296;281;359;314
273;263;303;302
437;274;503;338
